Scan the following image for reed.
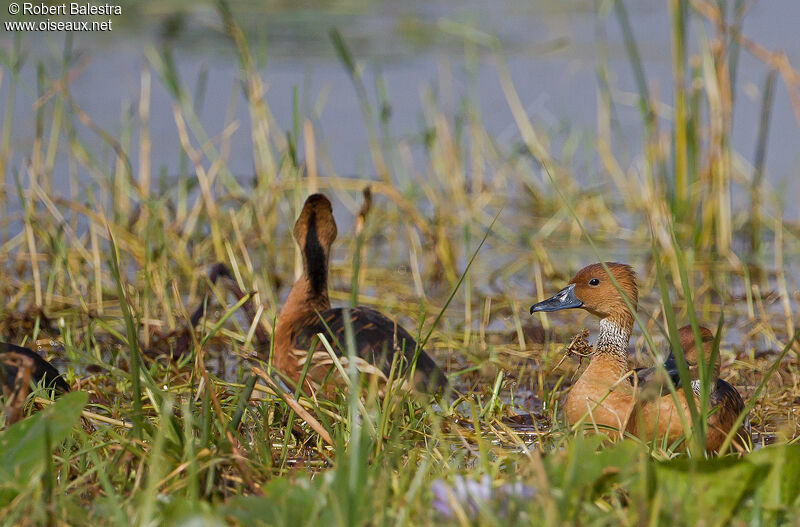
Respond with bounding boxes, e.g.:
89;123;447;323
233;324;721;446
0;0;798;524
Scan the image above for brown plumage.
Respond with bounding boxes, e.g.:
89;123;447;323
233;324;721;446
632;325;750;452
273;194;449;396
634;326;718;396
530;263;638;436
530;263;749;451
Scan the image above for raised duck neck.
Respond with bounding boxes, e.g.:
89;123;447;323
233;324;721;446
282;272;330;315
277;216;332;328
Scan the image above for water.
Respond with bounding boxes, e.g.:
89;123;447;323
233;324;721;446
2;0;799;215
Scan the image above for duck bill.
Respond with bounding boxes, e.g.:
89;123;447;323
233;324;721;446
530;284;583;314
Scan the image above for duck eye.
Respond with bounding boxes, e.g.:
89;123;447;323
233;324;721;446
588;278;600;286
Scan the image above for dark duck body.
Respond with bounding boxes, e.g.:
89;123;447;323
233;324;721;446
1;341;70;397
273;194;448;396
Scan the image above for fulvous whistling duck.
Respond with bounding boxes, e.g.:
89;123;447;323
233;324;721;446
1;342;69;411
273;194;449;396
632;325;750;452
530;262;638;436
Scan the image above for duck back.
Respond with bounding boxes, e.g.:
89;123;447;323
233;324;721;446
290;307;449;394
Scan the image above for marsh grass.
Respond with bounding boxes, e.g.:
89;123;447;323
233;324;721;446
0;0;799;524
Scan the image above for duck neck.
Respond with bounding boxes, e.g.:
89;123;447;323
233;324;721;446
280;211;334;318
276;273;330;333
593;314;632;374
302;216;329;300
276;241;331;334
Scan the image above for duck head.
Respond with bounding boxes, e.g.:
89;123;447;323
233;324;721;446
672;325;719;380
530;262;638;322
294;194;338;250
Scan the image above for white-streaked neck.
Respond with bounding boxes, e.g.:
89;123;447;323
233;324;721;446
596;318;631;358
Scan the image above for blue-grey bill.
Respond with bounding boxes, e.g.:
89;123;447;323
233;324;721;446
530;283;583;314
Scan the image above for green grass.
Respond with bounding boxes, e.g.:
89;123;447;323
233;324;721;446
1;0;800;525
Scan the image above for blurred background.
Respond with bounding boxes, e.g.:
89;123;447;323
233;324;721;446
3;0;799;205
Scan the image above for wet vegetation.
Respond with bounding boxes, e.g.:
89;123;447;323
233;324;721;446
1;0;799;524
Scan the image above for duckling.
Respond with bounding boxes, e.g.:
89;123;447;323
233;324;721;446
530;262;638;436
273;194;449;396
1;342;69;399
632;325;750;452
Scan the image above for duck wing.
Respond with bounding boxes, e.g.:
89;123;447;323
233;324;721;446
292;306;448;394
710;379;748;429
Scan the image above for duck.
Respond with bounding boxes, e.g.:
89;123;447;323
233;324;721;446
273;193;449;396
1;342;69;401
632;325;712;395
632;325;750;452
530;262;638;436
530;262;750;451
